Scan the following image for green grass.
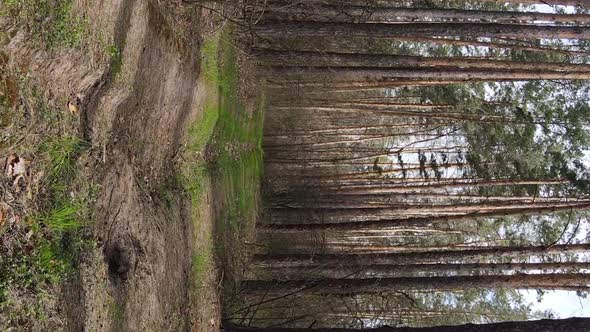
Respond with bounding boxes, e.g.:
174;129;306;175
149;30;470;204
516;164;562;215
192;251;209;278
182;33;223;314
107;295;125;330
0;67;93;330
36;203;81;233
206;30;265;305
182;27;265;311
202;36;220;83
190;247;212;292
107;44;123;79
2;0;86;49
187;103;219;154
180;33;222;205
213;28;265;219
40;136;85;187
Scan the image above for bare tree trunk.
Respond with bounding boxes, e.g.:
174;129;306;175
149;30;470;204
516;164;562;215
241;273;590;294
257;261;590;279
256;22;590;40
265;0;590;7
263;4;590;24
253;243;590;267
225;317;590;332
263;66;590;83
254;50;590;73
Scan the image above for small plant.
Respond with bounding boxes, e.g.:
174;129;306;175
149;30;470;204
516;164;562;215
40;136;85;186
108;296;125;327
36;203;81;234
3;0;86;49
107;44;123;78
191;251;210;289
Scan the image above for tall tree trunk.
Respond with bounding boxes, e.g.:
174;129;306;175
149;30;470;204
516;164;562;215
260;200;590;231
263;66;590;83
256;22;590;40
241;273;590;294
263;4;590;24
225;317;590;332
254;50;590;73
253;243;590;267
257;261;590;279
265;0;590;7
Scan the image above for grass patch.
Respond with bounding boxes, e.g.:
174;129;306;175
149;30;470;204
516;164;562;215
0;63;94;330
181;25;265;321
107;294;125;330
182;33;223;317
2;0;86;49
187;102;219;155
40;136;86;189
206;29;265;307
36;203;81;233
201;35;220;83
190;246;212;292
180;32;222;204
192;251;209;278
107;44;123;79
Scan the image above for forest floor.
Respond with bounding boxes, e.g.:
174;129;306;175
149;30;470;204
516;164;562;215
0;1;262;331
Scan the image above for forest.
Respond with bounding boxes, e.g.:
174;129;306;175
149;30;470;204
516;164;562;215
2;0;590;330
226;0;590;330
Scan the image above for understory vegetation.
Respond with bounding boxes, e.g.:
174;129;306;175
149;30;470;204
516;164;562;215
181;25;264;319
1;0;85;49
0;58;96;330
0;1;97;328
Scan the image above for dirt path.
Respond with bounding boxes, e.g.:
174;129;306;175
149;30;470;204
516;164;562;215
82;2;223;330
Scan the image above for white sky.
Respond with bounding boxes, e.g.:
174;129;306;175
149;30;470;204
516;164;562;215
522;290;590;318
534;4;576;14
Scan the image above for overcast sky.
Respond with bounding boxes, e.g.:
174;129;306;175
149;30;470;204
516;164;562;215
522;290;590;318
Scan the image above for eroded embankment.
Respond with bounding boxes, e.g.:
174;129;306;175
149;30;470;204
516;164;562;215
80;1;207;330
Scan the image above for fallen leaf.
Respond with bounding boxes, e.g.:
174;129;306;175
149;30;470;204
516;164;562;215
67;100;78;114
12;157;26;176
67;94;81;114
6;154;27;178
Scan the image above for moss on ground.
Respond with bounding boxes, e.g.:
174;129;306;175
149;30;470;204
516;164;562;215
183;25;265;315
206;27;264;309
1;0;86;49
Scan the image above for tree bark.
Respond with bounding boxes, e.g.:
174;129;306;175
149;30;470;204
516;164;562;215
256;21;590;40
254;50;590;73
253;243;590;267
259;197;589;231
257;261;590;279
263;66;590;83
225;317;590;332
265;0;590;7
263;4;590;24
241;273;590;294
